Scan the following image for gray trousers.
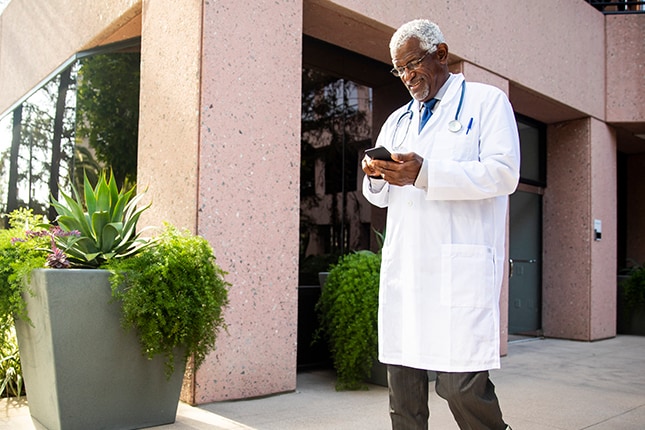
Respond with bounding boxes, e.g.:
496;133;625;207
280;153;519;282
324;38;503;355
387;364;508;430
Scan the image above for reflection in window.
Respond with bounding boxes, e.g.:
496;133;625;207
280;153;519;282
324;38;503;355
516;116;546;186
0;40;140;222
299;67;373;284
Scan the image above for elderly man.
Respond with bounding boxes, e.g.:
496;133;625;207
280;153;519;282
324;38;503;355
362;19;520;430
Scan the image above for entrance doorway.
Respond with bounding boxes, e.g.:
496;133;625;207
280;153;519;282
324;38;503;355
297;36;406;369
508;117;545;336
509;188;542;333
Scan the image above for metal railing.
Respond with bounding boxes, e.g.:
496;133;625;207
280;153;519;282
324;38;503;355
587;0;645;14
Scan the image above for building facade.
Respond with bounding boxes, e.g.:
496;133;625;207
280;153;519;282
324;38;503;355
0;0;643;404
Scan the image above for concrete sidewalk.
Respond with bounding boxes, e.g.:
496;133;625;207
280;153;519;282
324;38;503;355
1;336;644;429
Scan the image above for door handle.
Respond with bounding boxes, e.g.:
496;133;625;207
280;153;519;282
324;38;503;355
509;258;537;278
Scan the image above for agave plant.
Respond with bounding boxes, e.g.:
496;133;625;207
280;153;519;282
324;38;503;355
50;171;151;268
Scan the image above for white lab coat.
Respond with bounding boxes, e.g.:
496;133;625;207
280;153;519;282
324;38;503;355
363;73;520;372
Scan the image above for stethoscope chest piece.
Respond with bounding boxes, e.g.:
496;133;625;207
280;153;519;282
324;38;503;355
447;79;466;133
448;120;462;133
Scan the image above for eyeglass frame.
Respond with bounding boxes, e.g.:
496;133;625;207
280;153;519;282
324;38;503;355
390;50;432;77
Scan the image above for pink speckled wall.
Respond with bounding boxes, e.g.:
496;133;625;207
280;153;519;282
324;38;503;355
606;15;645;123
194;1;303;403
544;118;617;340
544;119;592;339
589;120;617;339
305;0;606;120
0;0;143;114
137;0;202;231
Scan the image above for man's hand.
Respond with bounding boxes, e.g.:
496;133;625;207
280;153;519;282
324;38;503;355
362;152;423;186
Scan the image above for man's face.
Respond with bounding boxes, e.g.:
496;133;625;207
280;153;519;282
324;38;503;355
391;37;448;102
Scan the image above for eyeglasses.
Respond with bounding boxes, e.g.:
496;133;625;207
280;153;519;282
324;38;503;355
390;51;430;77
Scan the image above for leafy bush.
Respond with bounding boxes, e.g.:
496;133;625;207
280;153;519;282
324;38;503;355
0;209;51;327
1;175;230;382
0;321;24;398
0;209;49;398
106;224;230;378
623;262;645;310
316;250;381;390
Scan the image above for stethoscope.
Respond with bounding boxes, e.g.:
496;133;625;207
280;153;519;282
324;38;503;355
391;80;466;149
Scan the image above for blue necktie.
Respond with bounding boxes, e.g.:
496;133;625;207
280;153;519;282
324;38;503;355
419;98;438;133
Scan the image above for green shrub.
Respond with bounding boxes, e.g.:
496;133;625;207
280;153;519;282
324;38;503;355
0;209;48;398
0;209;50;327
106;224;230;378
0;320;24;398
316;250;381;390
623;262;645;310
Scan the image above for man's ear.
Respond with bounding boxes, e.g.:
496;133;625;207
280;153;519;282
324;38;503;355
435;43;449;64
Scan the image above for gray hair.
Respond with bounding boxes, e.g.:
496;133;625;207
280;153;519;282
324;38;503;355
389;19;446;56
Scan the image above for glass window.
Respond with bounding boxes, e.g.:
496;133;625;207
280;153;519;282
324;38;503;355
299;67;373;284
516;115;546;186
0;39;141;222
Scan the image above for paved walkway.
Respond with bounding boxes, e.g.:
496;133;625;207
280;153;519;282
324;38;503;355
1;336;644;429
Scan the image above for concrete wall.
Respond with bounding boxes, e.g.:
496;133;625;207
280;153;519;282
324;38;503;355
304;0;606;121
543;118;617;340
606;14;645;124
0;0;142;115
194;0;303;402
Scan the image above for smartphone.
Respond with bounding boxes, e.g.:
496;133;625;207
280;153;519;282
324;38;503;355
365;146;393;161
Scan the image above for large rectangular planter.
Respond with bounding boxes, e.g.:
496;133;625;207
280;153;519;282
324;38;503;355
14;269;185;430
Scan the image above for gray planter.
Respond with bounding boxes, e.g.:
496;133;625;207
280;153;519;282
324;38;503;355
14;269;185;430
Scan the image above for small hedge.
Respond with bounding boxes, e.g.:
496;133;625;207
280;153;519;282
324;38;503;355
316;250;381;390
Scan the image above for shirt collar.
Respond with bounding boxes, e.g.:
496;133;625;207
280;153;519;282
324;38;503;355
434;73;457;101
416;73;457;111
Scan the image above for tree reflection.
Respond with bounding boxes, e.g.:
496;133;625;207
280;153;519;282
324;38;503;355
299;67;373;284
0;43;140;223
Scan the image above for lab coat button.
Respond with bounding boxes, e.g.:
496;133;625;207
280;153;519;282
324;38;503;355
407;201;413;207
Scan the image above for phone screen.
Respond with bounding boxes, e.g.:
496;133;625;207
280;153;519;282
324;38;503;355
365;147;393;161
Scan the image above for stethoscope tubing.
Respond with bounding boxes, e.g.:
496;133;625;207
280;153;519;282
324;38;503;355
392;80;466;149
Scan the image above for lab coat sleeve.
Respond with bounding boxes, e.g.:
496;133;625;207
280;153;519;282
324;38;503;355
362;117;395;208
362;175;389;208
424;88;520;200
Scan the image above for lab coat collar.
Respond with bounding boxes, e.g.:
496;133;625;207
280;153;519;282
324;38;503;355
413;73;464;112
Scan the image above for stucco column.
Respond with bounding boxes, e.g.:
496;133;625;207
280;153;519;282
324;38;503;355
543;118;617;340
195;1;303;403
138;0;302;404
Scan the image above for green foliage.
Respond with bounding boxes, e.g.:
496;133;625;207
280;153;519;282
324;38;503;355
106;224;229;378
0;209;50;398
50;170;150;268
0;209;50;326
316;250;381;390
0;321;24;398
623;262;645;310
76;52;141;187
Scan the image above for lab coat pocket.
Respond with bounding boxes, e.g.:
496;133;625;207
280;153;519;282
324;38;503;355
440;244;495;308
432;132;479;161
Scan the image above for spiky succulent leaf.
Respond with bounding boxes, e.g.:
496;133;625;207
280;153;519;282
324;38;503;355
50;170;150;267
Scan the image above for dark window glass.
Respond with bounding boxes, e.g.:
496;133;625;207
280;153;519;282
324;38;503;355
299;67;373;284
0;39;141;221
516;115;546;186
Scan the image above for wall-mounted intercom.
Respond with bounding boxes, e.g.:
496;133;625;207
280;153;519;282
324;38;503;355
594;219;602;241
